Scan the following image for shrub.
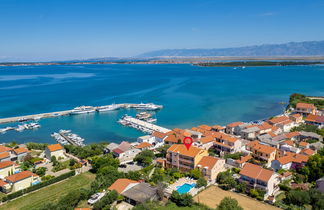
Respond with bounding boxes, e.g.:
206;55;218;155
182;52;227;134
196;177;207;188
170;191;193;207
217;197;243;210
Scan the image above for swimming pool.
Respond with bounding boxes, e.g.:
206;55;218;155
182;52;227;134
176;183;196;194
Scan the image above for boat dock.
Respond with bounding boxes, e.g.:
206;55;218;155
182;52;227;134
119;115;170;133
0;110;72;124
0;103;163;124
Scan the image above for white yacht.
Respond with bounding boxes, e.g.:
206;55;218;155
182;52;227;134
97;104;120;112
133;103;163;111
71;106;95;115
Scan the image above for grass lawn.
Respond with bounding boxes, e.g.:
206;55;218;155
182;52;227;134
193;186;280;210
0;172;96;210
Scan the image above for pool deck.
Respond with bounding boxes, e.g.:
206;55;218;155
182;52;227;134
165;177;198;196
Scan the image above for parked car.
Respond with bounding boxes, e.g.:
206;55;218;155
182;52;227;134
119;164;127;168
88;191;106;205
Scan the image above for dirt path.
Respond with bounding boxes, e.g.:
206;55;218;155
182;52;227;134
194;186;279;210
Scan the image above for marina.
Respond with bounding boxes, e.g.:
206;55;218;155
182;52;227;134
118;115;170;134
0;103;163;124
0;122;41;134
51;129;85;147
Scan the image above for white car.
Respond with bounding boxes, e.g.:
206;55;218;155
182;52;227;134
87;191;106;205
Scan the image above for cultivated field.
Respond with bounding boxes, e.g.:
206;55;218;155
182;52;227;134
0;172;96;210
193;186;280;210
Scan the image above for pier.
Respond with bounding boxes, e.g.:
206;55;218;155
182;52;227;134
0;103;163;125
120;115;171;133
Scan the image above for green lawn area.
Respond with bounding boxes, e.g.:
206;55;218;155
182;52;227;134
0;172;96;210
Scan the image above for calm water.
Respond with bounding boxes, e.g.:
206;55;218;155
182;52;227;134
1;64;324;144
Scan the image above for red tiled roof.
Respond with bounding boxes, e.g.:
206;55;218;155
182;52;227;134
113;148;124;154
14;147;29;154
0;180;8;187
247;141;276;154
0;161;14;169
47;144;63;152
198;125;212;131
296;103;316;110
197;156;220;169
167;144;206;158
300;148;315;156
0;145;13;153
226;122;244;128
6;171;37;183
0;152;10;159
305;114;324;123
285;131;300;139
200;136;215;144
283;140;294;146
135;142;152;149
108;178;138;194
268;116;289;124
152;131;167;139
236;155;252;164
240;163;274;182
212;125;225;130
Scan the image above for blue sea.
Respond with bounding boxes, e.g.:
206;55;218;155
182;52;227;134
0;64;324;144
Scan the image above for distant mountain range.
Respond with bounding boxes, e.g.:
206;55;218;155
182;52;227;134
137;40;324;57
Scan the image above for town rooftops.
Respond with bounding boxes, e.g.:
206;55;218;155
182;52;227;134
299;141;309;147
258;122;273;130
197;156;220;169
241;126;260;133
152;131;167;139
108;178;139;194
0;161;14;169
268;116;289;125
236;155;252;164
13;147;29;154
0;145;12;153
136;142;152;149
300;148;315;156
6;171;37;183
47;144;63;152
226;122;244;128
285;131;300;139
240;163;274;182
199;136;215;144
277;153;308;164
0;152;10;160
282;140;294;146
296;103;316;110
121;182;157;204
213;132;238;143
198;125;212;131
305;114;324;123
212;125;225;130
248;141;276;154
167;144;206;158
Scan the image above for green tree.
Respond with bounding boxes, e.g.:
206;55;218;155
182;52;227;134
170;191;193;207
196;177;207;188
217;197;243;210
91;153;120;173
69;158;76;166
284;190;310;206
134;150;155;166
189;168;202;179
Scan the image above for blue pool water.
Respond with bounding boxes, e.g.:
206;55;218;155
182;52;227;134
0;64;324;144
176;183;196;194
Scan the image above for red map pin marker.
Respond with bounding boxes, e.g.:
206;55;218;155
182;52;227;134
183;137;193;150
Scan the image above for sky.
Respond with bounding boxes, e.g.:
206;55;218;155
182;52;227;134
1;0;324;61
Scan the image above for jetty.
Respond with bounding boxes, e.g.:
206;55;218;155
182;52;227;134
0;103;163;124
119;115;171;133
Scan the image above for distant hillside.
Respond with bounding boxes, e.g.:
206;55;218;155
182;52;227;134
138;40;324;57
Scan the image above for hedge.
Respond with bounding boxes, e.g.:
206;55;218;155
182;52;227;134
2;170;75;202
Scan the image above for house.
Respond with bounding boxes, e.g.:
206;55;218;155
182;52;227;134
196;135;215;150
295;103;317;115
122;182;158;205
225;122;245;135
0;161;15;178
300;148;315;156
166;144;208;172
240;126;260;140
0;152;11;162
289;114;303;123
211;125;225;132
45;144;65;160
213;132;242;154
151;131;167;143
0;171;40;193
298;141;309;149
13;147;30;161
234;155;252;168
285;131;300;141
135;142;153;151
271;153;308;171
257;122;273;135
239;163;280;199
113;141;141;163
0;145;12;154
108;178;139;194
104;143;119;153
299;131;323;142
246;141;277;167
305;114;324;128
196;156;226;182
